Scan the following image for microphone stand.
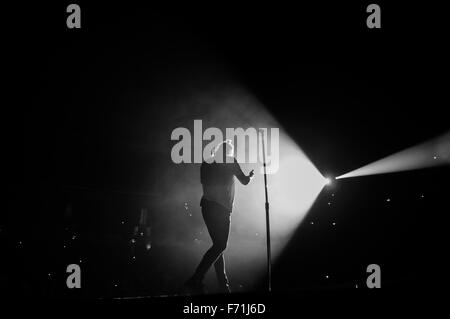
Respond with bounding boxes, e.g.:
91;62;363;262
260;129;271;292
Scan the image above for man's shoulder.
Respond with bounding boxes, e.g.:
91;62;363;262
202;158;213;167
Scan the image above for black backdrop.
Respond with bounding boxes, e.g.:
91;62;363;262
9;1;449;303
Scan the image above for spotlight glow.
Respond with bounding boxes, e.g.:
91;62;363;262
223;131;328;291
234;136;326;243
162;84;331;291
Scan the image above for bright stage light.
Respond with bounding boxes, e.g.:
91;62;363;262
324;177;332;185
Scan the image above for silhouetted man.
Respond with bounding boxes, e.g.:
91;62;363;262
185;140;254;294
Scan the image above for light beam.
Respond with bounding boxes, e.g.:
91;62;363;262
336;132;450;179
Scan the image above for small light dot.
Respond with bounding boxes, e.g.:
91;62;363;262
328;202;331;205
331;194;335;197
355;284;358;288
325;275;329;279
131;239;136;244
421;194;424;198
433;156;437;160
255;233;259;236
310;221;314;225
386;198;391;202
332;222;336;226
72;235;77;240
121;221;125;225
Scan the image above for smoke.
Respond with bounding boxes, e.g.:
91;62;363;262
123;59;327;292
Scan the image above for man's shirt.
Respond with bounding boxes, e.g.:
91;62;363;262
201;156;250;212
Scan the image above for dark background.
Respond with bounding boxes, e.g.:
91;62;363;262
8;2;449;300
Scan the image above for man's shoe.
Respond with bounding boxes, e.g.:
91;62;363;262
183;278;207;295
218;282;231;294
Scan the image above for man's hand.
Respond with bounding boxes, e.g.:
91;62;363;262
248;170;255;178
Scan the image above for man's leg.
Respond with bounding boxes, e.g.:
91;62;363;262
214;253;231;293
188;202;230;287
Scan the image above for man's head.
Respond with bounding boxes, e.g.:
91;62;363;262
213;140;234;162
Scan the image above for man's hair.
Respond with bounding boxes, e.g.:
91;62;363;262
213;139;234;157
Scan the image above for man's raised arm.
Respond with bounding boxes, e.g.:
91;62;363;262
233;159;254;185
